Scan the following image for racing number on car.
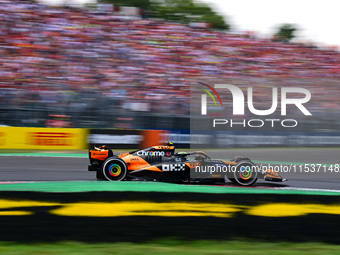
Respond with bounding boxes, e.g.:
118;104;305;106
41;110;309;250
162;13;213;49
162;164;186;171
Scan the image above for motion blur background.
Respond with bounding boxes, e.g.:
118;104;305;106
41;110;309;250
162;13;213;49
0;0;339;133
1;2;340;251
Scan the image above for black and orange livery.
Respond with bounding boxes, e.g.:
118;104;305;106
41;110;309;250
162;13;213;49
88;143;286;186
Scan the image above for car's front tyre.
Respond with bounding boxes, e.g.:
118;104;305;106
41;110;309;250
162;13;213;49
228;161;258;186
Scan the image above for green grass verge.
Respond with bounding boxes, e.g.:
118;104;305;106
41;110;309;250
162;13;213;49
0;240;340;255
0;181;339;196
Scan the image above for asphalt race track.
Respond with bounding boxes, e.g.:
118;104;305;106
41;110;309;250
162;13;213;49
0;148;340;190
1;148;340;244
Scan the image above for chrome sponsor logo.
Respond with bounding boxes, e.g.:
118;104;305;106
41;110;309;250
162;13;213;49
137;150;165;156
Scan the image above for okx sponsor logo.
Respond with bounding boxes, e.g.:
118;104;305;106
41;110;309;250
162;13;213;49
198;82;312;129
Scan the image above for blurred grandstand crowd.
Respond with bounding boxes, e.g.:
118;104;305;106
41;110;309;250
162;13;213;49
0;0;339;129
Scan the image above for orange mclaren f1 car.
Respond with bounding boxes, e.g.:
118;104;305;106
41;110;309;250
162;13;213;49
88;143;286;186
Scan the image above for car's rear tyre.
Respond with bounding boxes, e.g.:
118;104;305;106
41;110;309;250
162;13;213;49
228;161;258;186
102;158;127;181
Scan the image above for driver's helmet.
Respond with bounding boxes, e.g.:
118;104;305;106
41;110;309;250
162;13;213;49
167;141;174;146
195;155;205;161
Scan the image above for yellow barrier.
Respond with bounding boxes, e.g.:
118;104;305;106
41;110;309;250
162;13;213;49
0;127;88;150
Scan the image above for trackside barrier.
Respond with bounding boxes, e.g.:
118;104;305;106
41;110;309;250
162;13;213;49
0;128;168;150
3;127;340;150
88;129;169;149
0;127;88;150
161;130;340;148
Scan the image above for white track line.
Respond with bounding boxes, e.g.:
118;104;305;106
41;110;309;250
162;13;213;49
274;187;340;193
